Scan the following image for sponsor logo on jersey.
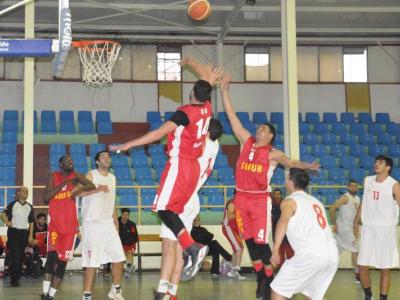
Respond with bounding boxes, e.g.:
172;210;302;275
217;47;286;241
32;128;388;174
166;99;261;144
240;161;263;173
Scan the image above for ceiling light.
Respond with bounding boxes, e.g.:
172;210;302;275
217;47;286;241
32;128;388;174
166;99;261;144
246;0;256;6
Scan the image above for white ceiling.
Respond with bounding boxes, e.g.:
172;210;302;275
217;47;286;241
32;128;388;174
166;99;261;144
0;0;399;44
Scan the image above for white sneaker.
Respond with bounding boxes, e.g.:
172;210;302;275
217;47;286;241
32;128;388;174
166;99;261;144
123;270;131;279
226;270;236;278
107;288;125;300
235;270;246;280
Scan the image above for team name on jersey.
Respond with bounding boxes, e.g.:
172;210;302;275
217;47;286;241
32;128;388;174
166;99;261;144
240;161;263;173
54;190;72;200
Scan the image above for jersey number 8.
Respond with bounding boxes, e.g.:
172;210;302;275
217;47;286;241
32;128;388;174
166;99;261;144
312;204;327;229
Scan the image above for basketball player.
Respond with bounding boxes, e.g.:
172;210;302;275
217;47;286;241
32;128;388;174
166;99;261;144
110;68;222;285
41;155;95;300
219;76;320;300
80;151;126;300
222;199;245;279
329;179;361;282
156;119;223;299
270;168;338;300
353;155;400;300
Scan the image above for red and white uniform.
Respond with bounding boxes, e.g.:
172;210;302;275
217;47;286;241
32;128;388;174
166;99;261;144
222;206;243;252
234;137;275;244
47;171;78;261
153;101;212;214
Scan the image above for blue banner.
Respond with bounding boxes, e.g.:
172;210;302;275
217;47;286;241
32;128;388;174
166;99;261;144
0;39;53;57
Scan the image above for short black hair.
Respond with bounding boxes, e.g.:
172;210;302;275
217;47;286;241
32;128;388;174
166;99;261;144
273;188;282;194
121;208;130;214
58;155;70;164
263;122;276;145
37;213;46;219
348;179;358;186
95;150;110;167
193;80;212;103
375;155;393;174
288;168;310;190
208;119;223;141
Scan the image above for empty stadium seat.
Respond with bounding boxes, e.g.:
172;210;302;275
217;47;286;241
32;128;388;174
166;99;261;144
41;110;56;121
339;133;356;145
270;112;283;125
386;123;400;135
0;154;16;167
377;134;393;145
368;124;384;135
141;193;156;211
96;111;111;122
79;121;95;134
339;156;357;169
208;194;224;211
97;121;113;134
41;120;56;134
164;111;174;121
218;167;234;180
59;110;74;122
300;144;310;157
3;120;18;132
314;123;329;134
148;144;164;156
331;123;347;135
74;165;88;174
0;143;16;155
70;143;86;155
311;145;329;156
340;112;355;124
71;154;88;167
375;113;390;124
359;155;374;170
243;122;256;135
299;122;311;135
303;133;319;145
388;145;400;157
151;155;167;169
349;169;365;184
322;112;338;123
392;169;400;181
135;167;152;181
358;113;372;124
236;112;250;123
368;144;386;156
114;167;132;180
78;111;93;122
305;112;320;124
50;144;66;156
217;112;228;123
330;144;347;156
320;155;336;169
119;194;138;209
350;123;365;135
349;145;365;156
0;167;16;180
131;154;149;168
253;112;267;124
60;121;75;134
3;110;18;121
90;143;106;156
358;133;375;145
301;154;315;163
328;168;346;182
112;155;129;168
150;120;163;131
214;154;229;169
147;111;162;122
321;133;337;145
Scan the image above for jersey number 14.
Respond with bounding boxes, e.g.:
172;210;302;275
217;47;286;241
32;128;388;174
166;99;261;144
196;117;211;139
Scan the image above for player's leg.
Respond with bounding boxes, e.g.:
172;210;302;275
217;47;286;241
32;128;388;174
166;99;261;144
167;244;185;299
351;251;360;281
359;265;372;299
271;290;286;300
124;249;134;275
379;269;390;299
157;238;177;295
83;268;97;300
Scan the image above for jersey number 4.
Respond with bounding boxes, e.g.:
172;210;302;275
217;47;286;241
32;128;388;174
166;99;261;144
196;117;211;139
312;204;327;229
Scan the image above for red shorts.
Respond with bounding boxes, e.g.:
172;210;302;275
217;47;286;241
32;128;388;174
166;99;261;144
47;225;77;262
234;191;271;244
222;225;243;252
153;157;200;214
123;244;136;252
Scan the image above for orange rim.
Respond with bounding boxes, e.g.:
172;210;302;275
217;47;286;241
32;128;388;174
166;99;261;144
72;40;120;48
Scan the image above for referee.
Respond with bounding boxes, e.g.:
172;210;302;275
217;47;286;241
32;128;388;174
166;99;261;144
1;186;34;287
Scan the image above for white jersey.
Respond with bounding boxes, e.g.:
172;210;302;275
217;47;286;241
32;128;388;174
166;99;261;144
361;175;399;226
286;191;336;255
81;169;116;224
337;192;360;228
196;138;219;190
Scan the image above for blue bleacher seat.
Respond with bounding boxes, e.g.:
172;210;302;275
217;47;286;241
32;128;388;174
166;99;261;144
152;155;167;169
392;169;400;181
78;121;94;134
50;143;66;156
339;133;356;145
119;194;138;210
141;193;156;211
41;110;56;121
41;120;56;134
236;112;250;123
314;123;329;134
74;165;88;174
349;145;365;156
299;122;311;135
358;133;374;145
328;168;346;181
135;167;152;181
368;124;384;135
311;145;329;156
221;121;233;135
96;111;111;122
339;156;357;169
253;112;267;125
321;133;337;145
112;155;129;168
150;120;163;131
340;112;355;124
78;111;93;122
208;194;224;211
89;144;106;157
386;123;400;135
60;122;75;134
70;143;86;155
243;122;256;135
71;154;87;166
300;144;310;157
331;123;347;135
270;112;283;125
3;120;18;132
214;154;229;169
116;178;134;187
358;113;372;124
320;155;336;169
0;154;16;167
271;170;285;185
0;143;16;155
349;169;365;184
97;121;113;134
164;111;174;121
303;133;319;145
114;167;132;180
388;145;400;157
148;144;164;156
219;177;235;186
330;144;347;156
3;110;18;121
350;123;365;135
274;135;283;145
59;110;74;122
375;113;390;124
326;194;339;205
0;167;16;180
305;112;320;124
147;111;162;122
322;113;338;123
368;144;386;156
377;134;393;145
218;167;234;180
1;132;17;143
131;154;149;168
359;155;374;170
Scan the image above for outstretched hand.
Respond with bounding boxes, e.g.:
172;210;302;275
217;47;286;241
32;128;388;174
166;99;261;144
208;65;224;86
308;161;321;171
220;75;231;92
109;144;130;153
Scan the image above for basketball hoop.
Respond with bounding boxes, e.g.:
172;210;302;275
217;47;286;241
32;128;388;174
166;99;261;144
72;40;121;87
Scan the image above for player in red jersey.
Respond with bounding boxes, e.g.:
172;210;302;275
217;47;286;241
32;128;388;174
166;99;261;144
41;155;95;300
110;66;222;300
220;76;320;300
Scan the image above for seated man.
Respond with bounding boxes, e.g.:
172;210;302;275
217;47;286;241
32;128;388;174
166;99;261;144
118;208;138;279
191;215;232;276
26;213;48;277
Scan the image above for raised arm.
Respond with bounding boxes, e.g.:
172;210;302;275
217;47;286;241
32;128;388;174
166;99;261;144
180;56;223;86
219;76;251;146
270;149;320;171
329;195;349;233
270;199;296;266
109;121;177;153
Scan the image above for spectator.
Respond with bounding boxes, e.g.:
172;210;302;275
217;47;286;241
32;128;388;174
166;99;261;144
1;187;34;287
118;208;138;279
271;188;294;266
191;215;232;276
25;213;48;277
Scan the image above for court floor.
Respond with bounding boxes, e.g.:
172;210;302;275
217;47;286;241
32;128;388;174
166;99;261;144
1;270;399;299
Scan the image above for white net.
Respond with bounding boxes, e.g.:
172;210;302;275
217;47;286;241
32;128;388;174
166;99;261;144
74;40;121;87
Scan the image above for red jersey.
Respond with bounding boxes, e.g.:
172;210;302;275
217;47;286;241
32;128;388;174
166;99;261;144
167;101;212;159
235;137;276;193
49;171;78;234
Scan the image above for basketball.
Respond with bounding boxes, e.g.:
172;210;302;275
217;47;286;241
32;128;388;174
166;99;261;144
188;0;211;21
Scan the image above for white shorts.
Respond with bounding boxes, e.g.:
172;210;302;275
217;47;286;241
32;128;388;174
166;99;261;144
335;224;358;253
358;225;399;269
271;245;338;300
82;222;126;268
160;193;200;241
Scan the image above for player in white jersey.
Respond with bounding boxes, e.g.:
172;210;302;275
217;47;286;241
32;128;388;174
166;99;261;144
353;155;400;300
80;151;126;300
329;179;361;282
270;168;338;300
156;119;223;299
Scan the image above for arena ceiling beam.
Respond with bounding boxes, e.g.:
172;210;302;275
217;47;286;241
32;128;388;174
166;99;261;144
219;0;246;42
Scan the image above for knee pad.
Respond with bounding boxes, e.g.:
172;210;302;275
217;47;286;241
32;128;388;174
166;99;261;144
158;210;185;237
259;244;272;266
44;251;58;274
245;239;261;261
54;260;67;279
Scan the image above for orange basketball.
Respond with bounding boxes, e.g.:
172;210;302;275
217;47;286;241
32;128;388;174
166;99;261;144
188;0;211;21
